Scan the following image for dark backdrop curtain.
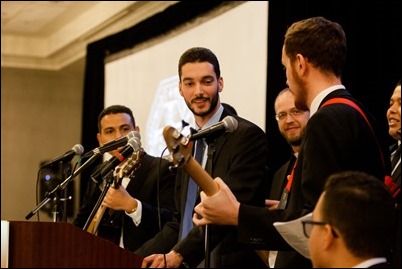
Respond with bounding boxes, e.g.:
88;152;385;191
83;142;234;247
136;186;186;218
266;0;401;171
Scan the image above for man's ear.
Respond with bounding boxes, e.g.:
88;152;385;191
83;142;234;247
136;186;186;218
322;224;337;250
296;53;307;75
218;77;224;92
96;133;103;146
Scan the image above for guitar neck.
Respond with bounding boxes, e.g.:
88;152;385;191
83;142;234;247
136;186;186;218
184;157;219;196
85;150;143;235
86;204;107;234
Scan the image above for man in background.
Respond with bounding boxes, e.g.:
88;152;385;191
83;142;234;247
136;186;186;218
74;104;176;252
386;79;401;267
263;87;309;267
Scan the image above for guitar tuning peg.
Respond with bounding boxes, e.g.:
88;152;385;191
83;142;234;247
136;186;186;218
181;136;190;146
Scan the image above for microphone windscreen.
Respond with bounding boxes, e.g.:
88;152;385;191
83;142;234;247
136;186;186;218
72;144;85;155
222;116;238;132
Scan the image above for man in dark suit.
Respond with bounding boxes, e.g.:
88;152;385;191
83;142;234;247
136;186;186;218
305;171;395;268
262;87;309;267
137;47;270;268
386;79;401;268
193;17;390;268
74;105;176;252
267;88;309;204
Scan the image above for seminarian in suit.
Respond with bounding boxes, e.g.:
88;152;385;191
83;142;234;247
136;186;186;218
137;105;270;267
386;79;401;268
136;47;270;268
265;88;310;267
192;18;391;268
74;104;176;253
390;143;401;268
268;88;309;202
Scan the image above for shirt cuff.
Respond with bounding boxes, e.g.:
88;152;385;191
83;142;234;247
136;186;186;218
125;199;142;226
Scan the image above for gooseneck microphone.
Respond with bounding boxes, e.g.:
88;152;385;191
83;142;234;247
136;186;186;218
190;116;238;141
41;144;84;167
82;131;140;158
91;136;141;183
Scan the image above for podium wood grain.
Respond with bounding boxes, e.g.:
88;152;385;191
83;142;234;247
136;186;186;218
8;221;142;268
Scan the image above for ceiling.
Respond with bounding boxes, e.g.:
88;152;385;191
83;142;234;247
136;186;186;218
1;1;178;71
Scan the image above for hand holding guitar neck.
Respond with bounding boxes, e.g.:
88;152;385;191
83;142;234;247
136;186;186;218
86;147;144;235
163;125;219;196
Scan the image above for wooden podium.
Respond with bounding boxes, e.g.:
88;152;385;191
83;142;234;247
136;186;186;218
6;221;142;268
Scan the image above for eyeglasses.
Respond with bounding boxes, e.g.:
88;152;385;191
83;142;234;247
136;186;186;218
301;220;338;238
275;109;305;121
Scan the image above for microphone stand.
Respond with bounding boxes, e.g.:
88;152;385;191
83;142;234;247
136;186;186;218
25;153;102;220
49;162;70;223
60;161;72;222
50;193;71;222
204;142;215;268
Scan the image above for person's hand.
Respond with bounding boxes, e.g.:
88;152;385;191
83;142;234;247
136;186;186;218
193;177;240;226
102;185;134;211
265;199;279;210
141;251;182;268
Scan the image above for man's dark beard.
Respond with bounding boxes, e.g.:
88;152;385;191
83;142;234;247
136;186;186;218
188;89;219;117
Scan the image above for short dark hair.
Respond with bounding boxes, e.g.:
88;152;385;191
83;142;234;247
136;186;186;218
322;171;396;258
97;105;135;132
178;47;221;80
284;16;346;77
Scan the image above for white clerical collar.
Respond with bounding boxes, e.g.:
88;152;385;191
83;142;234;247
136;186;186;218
309;85;346;117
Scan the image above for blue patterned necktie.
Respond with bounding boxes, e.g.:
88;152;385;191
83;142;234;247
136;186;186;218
180;139;205;240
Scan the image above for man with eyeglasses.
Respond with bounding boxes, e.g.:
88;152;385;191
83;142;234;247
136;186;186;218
269;88;310;211
261;87;310;267
302;171;395;268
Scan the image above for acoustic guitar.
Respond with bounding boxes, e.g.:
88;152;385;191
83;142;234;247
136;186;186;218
86;149;144;236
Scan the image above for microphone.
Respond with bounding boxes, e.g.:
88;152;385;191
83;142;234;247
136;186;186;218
41;144;84;168
91;137;141;183
190;116;238;141
82;131;140;158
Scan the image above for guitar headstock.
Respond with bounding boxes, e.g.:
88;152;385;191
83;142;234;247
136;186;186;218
163;125;194;167
114;148;144;187
163;125;219;196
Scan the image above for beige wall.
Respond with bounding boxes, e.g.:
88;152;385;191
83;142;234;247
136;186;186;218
1;58;84;222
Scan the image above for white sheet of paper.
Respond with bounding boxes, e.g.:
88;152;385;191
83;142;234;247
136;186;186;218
1;220;9;268
273;213;312;259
